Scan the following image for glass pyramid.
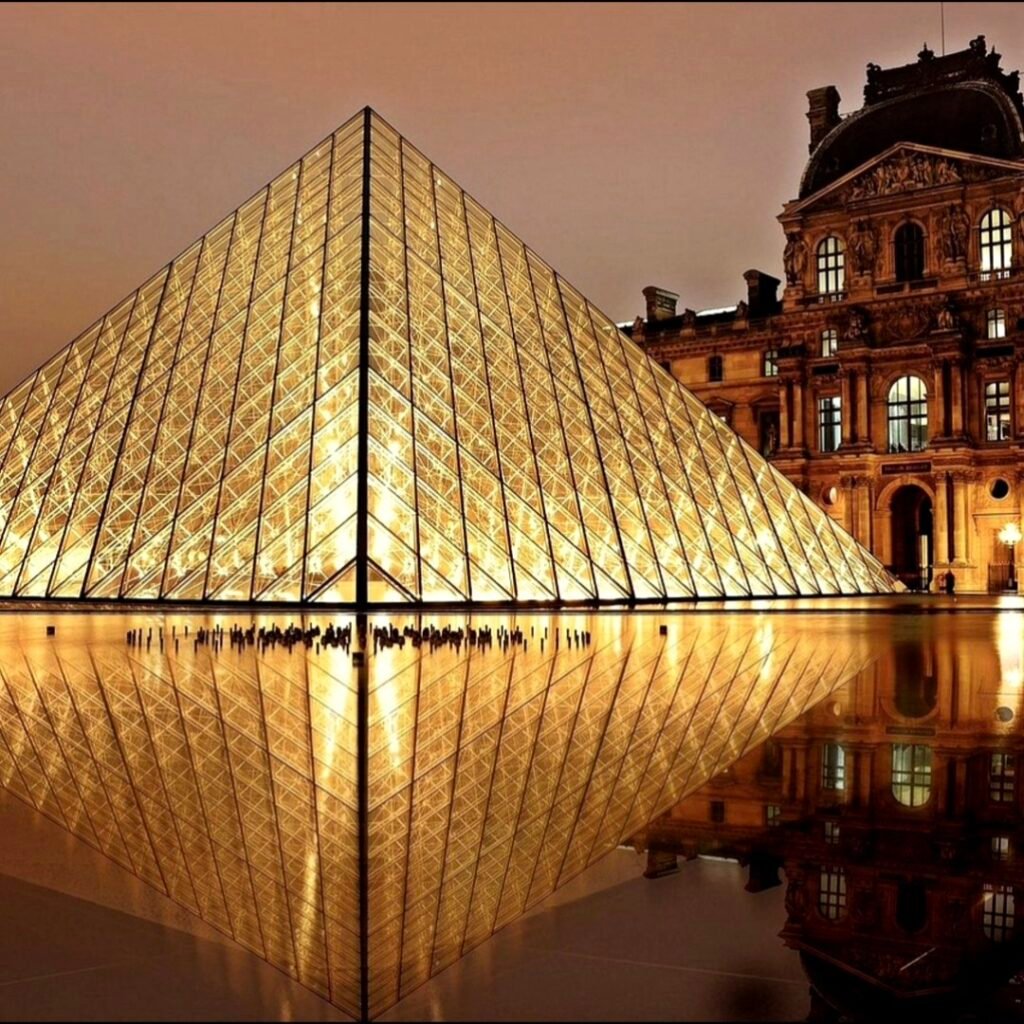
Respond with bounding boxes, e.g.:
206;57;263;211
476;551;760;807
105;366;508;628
0;109;893;604
0;610;878;1017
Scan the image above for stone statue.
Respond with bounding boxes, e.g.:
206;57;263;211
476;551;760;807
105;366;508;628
936;300;957;331
783;233;808;287
631;315;645;339
734;300;748;320
849;219;878;275
845;308;867;342
940;203;970;262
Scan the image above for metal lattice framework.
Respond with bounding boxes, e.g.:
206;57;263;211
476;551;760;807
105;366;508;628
0;110;893;604
0;611;876;1017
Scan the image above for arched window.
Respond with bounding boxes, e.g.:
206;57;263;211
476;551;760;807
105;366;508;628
891;744;932;806
894;222;925;282
708;354;723;382
887;376;928;453
980;209;1013;279
817;236;845;295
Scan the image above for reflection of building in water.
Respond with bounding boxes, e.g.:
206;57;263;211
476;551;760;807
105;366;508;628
637;615;1024;1018
632;37;1024;595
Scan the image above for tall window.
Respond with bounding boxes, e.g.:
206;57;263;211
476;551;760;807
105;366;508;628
819;868;847;920
986;381;1011;441
894;222;925;282
708;355;723;382
991;752;1016;802
980;208;1013;279
891;744;932;806
822;742;846;790
987;308;1007;339
817;236;845;295
887;376;928;453
982;883;1015;942
763;348;779;377
821;328;839;357
819;396;842;453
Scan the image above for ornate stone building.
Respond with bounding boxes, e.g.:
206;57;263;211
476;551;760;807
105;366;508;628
633;38;1024;592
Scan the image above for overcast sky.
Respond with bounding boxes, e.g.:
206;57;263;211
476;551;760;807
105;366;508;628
1;2;1022;393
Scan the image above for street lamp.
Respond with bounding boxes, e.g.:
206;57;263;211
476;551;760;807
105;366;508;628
1000;522;1022;592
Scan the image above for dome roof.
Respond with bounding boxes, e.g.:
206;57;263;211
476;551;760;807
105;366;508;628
801;38;1024;198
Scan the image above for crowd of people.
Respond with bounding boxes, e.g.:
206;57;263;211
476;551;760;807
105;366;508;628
123;619;595;656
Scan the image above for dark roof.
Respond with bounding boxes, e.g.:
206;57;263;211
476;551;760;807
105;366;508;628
801;37;1024;198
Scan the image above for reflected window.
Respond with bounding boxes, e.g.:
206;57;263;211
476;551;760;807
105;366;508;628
708;355;723;382
824;821;840;845
817;236;845;295
763;348;779;377
986;381;1011;441
987;308;1007;339
887;375;928;453
992;836;1010;862
894;222;925;282
983;883;1015;942
980;209;1013;279
710;800;725;823
822;742;846;790
819;867;847;920
990;752;1016;802
819;396;842;453
891;744;932;806
766;804;781;827
821;328;839;357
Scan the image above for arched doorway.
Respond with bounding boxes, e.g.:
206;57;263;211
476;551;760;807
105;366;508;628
890;485;933;591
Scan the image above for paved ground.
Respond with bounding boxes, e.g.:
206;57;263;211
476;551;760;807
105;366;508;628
0;790;807;1021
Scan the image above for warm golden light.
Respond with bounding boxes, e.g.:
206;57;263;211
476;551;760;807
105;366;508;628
999;522;1022;547
0;110;894;606
0;609;876;1018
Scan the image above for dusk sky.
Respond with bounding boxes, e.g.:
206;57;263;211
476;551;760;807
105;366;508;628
2;2;1022;394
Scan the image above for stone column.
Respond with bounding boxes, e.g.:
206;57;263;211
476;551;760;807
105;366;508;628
841;373;854;445
932;360;948;438
950;361;965;437
1015;360;1024;440
933;472;950;568
951;470;972;564
857;368;871;445
792;381;805;449
841;475;857;536
780;380;791;448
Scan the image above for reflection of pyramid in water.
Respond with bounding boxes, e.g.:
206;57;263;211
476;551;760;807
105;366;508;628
0;612;877;1018
0;109;893;603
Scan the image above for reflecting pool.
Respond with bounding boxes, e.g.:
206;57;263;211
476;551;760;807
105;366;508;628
0;605;1021;1020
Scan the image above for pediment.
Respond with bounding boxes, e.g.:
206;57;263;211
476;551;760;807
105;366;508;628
788;143;1023;214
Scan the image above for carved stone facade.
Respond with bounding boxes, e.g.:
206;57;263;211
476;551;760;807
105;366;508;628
634;38;1024;592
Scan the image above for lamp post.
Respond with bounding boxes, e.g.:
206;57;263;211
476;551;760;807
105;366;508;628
1000;522;1022;593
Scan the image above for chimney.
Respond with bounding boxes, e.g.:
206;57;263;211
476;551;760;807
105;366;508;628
642;285;679;322
806;86;841;152
743;270;781;318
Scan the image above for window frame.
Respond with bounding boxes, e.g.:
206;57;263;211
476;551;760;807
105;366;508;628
891;743;932;807
887;375;928;453
816;236;846;296
818;395;842;454
985;379;1012;442
894;221;926;282
980;208;1013;279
